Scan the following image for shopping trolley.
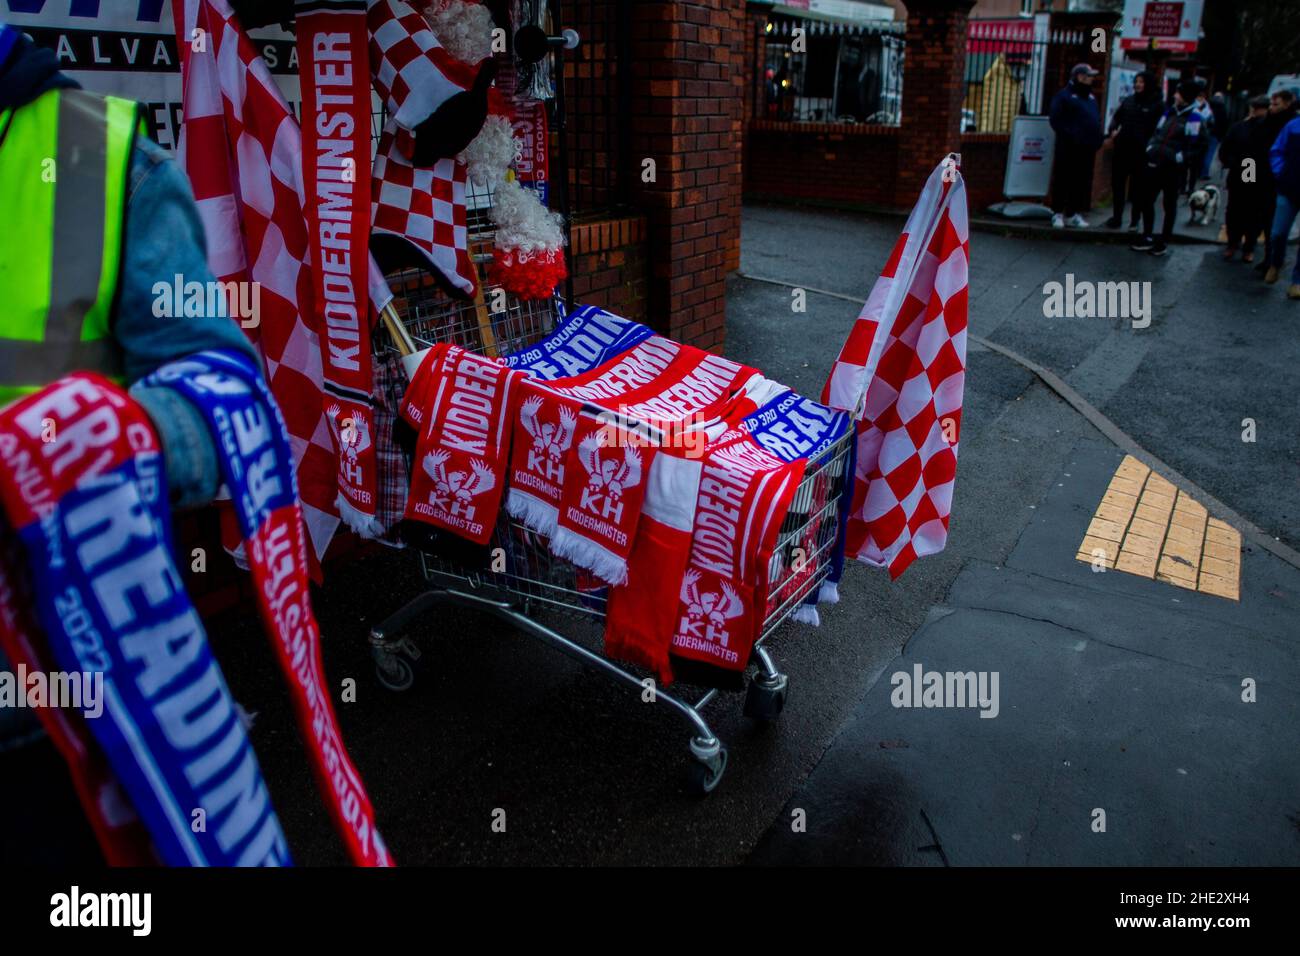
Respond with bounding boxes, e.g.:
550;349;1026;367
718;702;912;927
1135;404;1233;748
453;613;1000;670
366;179;853;795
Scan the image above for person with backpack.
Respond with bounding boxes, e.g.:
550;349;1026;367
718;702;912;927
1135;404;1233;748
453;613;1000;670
1132;80;1210;257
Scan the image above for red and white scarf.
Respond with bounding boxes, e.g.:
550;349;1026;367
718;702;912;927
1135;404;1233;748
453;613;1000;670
295;0;382;537
668;431;804;676
402;345;519;544
505;339;756;585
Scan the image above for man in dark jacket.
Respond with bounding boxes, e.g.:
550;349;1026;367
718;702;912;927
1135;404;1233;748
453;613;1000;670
1049;62;1105;228
1105;70;1162;229
1255;89;1300;273
1219;95;1272;261
1132;80;1210;256
1265;111;1300;297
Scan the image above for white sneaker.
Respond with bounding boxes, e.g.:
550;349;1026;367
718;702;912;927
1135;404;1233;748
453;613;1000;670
1067;214;1089;228
1052;214;1065;229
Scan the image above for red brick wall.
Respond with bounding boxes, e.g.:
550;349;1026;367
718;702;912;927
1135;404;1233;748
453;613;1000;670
568;215;650;321
896;0;975;205
745;121;901;207
959;132;1010;211
626;1;744;351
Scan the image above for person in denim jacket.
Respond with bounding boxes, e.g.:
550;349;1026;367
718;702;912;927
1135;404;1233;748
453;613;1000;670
0;26;261;799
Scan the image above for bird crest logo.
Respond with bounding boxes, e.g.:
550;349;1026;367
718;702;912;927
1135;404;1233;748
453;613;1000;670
518;396;576;483
678;570;744;647
576;435;641;524
422;449;496;521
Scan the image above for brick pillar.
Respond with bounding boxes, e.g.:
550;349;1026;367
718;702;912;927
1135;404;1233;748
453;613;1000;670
896;0;975;207
626;1;743;350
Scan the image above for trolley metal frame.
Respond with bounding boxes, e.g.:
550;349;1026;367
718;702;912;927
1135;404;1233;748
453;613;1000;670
366;179;852;795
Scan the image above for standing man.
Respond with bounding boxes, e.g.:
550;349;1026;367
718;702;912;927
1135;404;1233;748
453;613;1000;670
1105;70;1163;230
1219;95;1272;262
1265;108;1300;298
1132;80;1209;257
1049;63;1104;229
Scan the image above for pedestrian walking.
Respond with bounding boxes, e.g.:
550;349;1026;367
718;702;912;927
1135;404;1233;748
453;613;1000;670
1132;80;1210;257
1105;70;1162;230
1219;95;1272;261
1265;109;1300;298
1049;63;1104;229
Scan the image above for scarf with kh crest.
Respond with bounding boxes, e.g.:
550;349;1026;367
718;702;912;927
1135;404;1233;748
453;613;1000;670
503;338;756;585
401;345;519;544
667;430;804;680
0;353;391;866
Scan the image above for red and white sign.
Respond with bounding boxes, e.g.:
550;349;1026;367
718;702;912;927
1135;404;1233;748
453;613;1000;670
1119;0;1204;53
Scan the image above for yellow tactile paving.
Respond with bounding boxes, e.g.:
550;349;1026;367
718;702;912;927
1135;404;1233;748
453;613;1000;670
1075;455;1242;601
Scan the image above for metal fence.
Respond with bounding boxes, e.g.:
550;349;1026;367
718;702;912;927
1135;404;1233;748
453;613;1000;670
964;20;1091;133
556;0;632;217
758;14;905;124
753;13;1096;133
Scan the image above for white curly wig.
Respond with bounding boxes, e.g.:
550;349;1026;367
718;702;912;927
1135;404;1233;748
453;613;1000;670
423;0;496;66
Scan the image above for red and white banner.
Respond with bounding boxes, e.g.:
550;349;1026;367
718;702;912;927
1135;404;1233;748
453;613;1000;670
822;159;969;578
295;0;381;536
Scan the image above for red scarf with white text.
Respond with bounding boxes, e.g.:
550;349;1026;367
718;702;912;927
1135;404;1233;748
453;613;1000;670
669;430;804;676
402;346;520;544
296;0;382;537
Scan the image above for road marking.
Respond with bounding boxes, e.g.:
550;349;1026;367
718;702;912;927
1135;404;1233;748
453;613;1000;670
1076;455;1241;600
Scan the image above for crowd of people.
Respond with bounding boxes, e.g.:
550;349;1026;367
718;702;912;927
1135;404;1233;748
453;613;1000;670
1049;63;1300;298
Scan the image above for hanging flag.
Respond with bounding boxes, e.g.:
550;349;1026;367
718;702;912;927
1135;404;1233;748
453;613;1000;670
822;158;969;579
173;0;395;569
294;0;383;537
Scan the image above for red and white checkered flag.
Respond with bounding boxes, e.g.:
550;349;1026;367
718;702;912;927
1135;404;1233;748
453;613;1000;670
372;126;477;295
173;0;393;569
368;0;473;158
822;159;969;578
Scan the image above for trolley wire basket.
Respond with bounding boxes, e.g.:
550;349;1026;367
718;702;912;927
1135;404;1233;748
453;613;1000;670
366;175;853;796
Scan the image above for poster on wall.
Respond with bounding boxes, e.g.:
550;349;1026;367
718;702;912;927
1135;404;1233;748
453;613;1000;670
2;0;299;150
1118;0;1204;54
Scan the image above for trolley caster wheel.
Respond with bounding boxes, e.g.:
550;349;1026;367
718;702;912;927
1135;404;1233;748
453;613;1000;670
685;737;727;796
372;646;416;693
743;673;788;722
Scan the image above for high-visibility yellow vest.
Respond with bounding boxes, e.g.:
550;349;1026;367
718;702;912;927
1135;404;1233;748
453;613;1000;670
0;88;138;404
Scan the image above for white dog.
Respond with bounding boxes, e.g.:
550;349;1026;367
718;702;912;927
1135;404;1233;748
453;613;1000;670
1188;184;1220;225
